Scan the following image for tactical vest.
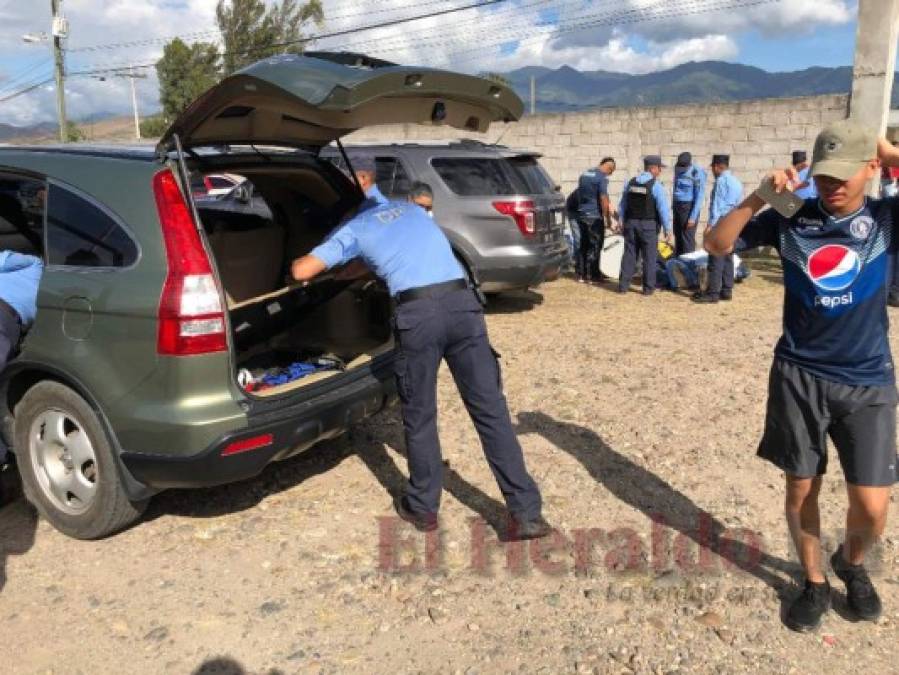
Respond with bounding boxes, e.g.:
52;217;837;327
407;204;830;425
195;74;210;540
625;178;657;221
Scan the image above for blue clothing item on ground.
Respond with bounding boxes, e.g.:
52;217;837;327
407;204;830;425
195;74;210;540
737;197;898;387
709;170;744;227
673;164;707;222
666;251;749;289
0;251;42;325
394;287;542;519
576;169;609;219
618;172;672;234
794;166;818;200
310;200;464;296
260;361;334;387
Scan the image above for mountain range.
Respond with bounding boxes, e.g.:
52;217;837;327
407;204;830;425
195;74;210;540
502;60;899;112
2;61;897;141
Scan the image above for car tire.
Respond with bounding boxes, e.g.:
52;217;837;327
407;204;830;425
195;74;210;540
13;381;147;539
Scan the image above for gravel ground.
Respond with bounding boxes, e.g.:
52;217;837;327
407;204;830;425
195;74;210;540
3;262;899;675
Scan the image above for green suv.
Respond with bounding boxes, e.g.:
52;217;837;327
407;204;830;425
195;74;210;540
0;53;522;539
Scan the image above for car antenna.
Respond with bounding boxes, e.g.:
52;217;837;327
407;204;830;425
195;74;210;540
336;138;365;199
490;125;511;147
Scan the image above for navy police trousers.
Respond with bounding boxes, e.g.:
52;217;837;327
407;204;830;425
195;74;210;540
393;288;542;520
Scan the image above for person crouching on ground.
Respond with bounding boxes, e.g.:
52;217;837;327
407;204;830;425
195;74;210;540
705;119;899;632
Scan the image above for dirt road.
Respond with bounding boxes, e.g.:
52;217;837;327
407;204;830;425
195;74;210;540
2;268;898;674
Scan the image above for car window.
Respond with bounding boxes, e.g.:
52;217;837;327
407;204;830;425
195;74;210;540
46;184;138;268
375;157;412;198
0;174;45;256
208;176;234;189
431;158;521;196
507;156;556;195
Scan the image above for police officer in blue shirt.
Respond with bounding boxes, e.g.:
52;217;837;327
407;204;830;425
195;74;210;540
672;152;707;255
617;155;673;295
0;249;42;501
694;154;743;303
291;196;551;540
347;154;389;208
791;150;818;200
574;158;616;282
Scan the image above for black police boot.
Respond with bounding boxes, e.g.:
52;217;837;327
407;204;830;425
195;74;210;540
785;578;831;632
394;496;438;532
506;514;552;541
719;289;733;301
692;293;719;304
889;288;899;307
831;545;882;621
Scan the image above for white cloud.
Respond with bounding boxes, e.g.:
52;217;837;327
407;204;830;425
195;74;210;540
0;0;857;127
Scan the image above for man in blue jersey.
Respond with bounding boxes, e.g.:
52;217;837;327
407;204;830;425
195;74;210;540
291;196;550;541
705;120;899;632
671;152;706;256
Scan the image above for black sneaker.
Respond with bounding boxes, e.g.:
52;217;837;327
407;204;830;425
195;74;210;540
692;293;720;304
831;546;882;621
785;579;831;632
719;289;733;301
506;514;552;541
394;496;438;532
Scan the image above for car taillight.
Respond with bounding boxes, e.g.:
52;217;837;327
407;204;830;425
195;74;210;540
221;433;274;457
492;199;537;237
153;169;227;356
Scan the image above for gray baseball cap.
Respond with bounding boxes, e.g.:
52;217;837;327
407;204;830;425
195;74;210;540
810;119;878;180
347;153;376;173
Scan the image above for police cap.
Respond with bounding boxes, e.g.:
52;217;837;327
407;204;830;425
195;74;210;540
644;154;665;168
711;154;730;166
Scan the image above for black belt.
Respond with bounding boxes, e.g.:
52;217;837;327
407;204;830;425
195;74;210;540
395;278;469;305
0;298;21;325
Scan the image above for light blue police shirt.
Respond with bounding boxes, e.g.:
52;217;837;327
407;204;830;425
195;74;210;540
709;170;744;227
672;164;707;222
310;201;464;296
0;251;43;324
618;172;673;234
794;166;818;200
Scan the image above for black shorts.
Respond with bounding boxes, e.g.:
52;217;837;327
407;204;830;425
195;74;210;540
758;358;899;486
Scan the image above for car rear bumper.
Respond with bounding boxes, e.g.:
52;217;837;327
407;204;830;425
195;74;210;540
119;367;397;490
476;242;569;292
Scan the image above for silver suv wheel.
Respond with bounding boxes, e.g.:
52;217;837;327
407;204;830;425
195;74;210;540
29;408;99;515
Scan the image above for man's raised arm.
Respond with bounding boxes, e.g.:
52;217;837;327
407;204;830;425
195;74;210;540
704;170;793;256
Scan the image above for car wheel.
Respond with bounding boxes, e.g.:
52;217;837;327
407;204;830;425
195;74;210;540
14;381;147;539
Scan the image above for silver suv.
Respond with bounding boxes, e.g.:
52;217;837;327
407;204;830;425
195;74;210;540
323;141;568;294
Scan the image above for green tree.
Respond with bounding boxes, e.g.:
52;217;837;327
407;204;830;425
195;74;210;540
64;122;85;143
216;0;324;76
155;38;220;120
139;114;170;139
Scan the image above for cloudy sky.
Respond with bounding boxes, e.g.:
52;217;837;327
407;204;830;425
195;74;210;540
0;0;860;127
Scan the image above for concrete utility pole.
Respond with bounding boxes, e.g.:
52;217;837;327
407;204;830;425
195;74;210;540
126;65;143;140
849;0;899;135
51;0;68;142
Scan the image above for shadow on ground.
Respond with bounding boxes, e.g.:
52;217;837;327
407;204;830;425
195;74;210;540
484;289;544;314
514;410;800;593
192;656;283;675
0;463;38;596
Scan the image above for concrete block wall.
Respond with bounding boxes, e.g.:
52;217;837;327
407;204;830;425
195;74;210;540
345;94;849;223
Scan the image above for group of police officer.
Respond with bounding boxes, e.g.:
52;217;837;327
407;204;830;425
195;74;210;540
571;149;815;302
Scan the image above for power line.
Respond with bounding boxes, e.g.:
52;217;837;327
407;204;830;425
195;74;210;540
64;0;480;53
0;77;55;103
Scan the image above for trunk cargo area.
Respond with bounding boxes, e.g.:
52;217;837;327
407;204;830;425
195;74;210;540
194;161;393;397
